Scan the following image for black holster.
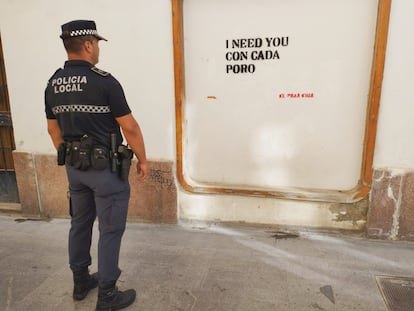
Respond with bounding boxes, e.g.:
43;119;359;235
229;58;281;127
57;143;66;165
118;145;133;180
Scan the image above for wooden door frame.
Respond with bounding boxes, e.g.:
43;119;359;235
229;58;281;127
0;33;16;170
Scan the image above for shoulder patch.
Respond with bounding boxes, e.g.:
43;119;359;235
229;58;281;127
91;66;110;77
48;68;62;81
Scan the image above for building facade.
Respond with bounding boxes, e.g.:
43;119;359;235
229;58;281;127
0;0;413;240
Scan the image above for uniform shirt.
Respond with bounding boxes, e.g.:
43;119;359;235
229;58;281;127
44;60;131;148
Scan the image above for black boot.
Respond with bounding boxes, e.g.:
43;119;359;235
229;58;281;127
95;286;136;311
73;270;99;300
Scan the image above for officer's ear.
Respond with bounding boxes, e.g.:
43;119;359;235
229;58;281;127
84;40;93;53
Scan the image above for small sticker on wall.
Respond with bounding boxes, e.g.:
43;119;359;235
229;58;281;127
278;92;315;100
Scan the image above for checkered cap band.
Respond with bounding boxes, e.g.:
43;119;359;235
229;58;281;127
52;105;111;115
70;29;99;37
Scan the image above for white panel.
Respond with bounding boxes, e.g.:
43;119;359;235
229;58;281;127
183;0;379;190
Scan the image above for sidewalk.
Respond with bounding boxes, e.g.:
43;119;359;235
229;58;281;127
0;214;413;311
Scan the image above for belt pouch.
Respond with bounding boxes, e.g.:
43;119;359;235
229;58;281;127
91;146;109;170
69;141;81;169
77;136;93;170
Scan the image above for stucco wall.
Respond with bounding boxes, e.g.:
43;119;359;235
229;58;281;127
374;0;414;168
0;0;175;159
367;0;414;240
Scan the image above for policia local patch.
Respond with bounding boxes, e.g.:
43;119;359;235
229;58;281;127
51;66;109;94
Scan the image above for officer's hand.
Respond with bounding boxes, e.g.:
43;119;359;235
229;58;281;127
136;162;148;181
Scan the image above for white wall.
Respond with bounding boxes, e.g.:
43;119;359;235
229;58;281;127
373;0;414;169
0;0;175;160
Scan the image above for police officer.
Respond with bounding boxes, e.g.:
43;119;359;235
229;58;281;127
45;20;148;310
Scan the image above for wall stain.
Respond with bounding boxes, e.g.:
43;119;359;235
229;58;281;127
329;197;368;226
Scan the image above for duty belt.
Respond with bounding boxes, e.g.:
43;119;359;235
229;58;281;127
57;134;133;180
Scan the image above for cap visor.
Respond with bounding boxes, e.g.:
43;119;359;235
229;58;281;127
95;34;107;41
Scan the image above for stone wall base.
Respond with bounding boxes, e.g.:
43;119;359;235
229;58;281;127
368;168;414;241
12;152;177;223
12;153;414;240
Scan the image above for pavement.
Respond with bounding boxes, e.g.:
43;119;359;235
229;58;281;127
0;214;413;311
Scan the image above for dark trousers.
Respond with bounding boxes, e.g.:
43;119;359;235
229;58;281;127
66;165;130;288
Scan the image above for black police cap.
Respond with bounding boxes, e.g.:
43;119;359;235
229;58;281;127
60;20;107;41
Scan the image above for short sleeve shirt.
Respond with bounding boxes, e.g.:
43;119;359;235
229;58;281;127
44;60;131;148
